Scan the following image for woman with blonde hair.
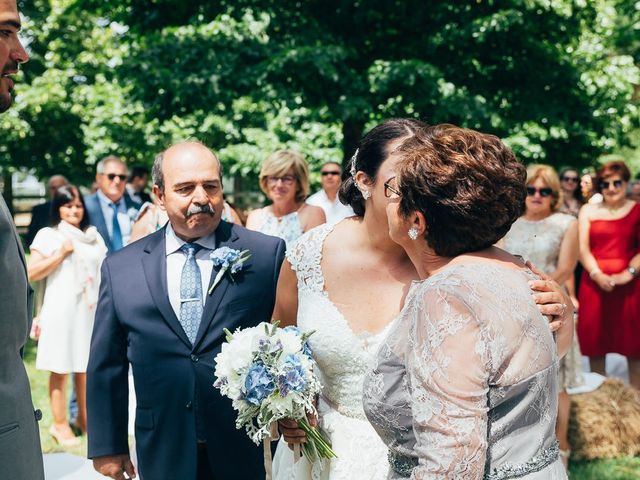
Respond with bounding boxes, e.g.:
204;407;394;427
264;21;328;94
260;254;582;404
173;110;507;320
502;164;582;467
246;150;325;245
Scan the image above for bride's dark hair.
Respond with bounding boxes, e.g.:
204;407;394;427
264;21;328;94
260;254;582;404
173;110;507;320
339;118;427;216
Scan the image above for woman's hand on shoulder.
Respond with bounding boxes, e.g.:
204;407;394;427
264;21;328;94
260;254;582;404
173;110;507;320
299;204;326;232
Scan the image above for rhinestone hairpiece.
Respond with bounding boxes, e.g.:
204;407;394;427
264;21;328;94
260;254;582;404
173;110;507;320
349;148;359;178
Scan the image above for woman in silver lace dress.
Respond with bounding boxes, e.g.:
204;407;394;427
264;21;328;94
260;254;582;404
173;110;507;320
363;125;569;479
502;164;582;467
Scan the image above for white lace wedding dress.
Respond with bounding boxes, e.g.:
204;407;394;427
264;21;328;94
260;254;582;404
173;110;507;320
272;224;392;480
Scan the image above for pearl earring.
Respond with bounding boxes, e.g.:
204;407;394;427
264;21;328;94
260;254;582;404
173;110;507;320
362;189;371;200
408;227;418;240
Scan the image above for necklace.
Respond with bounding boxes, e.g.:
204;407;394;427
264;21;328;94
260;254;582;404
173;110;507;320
605;201;626;215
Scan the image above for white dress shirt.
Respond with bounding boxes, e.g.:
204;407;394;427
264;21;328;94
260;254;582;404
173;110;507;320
165;223;216;319
306;189;355;225
96;190;134;245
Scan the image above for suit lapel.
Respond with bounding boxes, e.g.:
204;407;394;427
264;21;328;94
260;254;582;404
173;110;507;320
193;221;239;350
0;193;27;274
86;195;112;252
141;229;192;348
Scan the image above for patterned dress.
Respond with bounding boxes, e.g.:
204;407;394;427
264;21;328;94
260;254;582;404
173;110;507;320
363;263;567;479
257;208;304;248
502;213;583;389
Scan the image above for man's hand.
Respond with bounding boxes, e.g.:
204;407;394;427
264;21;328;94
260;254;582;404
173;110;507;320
93;455;136;480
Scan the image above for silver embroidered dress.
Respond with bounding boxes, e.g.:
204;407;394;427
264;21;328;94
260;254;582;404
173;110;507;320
363;263;567;479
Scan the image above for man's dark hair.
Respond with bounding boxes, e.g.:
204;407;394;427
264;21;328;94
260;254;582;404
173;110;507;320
129;165;150;183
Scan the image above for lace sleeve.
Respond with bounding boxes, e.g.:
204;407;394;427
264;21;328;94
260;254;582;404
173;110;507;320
284;223;333;294
408;285;491;480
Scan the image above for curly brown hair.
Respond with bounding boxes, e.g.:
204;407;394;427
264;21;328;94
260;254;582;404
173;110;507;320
396;124;526;257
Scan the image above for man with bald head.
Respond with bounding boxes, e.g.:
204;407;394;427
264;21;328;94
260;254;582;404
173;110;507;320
0;1;44;479
87;141;286;480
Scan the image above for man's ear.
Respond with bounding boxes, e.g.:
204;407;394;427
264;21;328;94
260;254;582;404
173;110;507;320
152;185;166;211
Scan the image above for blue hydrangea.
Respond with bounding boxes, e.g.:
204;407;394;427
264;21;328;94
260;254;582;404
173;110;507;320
243;362;275;406
210;246;241;269
277;354;306;397
283;326;301;335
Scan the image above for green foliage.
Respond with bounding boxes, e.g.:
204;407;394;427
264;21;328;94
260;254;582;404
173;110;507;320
3;0;640;192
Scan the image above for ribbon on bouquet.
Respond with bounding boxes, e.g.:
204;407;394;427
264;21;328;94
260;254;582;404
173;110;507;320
263;422;280;480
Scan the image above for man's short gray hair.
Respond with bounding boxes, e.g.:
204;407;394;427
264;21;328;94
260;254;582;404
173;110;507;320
96;155;128;174
152;140;223;192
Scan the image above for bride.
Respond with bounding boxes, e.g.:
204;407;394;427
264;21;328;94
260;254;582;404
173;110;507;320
272;119;574;480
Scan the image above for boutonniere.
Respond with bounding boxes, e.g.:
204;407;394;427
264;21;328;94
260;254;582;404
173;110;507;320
208;247;252;295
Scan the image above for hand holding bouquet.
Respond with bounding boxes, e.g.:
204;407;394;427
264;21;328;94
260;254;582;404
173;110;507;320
214;322;336;468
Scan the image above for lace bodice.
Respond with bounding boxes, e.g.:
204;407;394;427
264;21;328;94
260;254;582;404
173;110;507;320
503;213;575;274
259;209;304;247
287;224;395;419
363;263;564;479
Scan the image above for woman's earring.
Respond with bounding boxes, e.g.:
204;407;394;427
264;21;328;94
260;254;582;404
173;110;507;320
408;227;419;240
362;189;371;200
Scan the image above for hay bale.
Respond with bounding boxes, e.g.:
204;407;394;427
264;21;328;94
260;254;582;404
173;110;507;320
569;378;640;460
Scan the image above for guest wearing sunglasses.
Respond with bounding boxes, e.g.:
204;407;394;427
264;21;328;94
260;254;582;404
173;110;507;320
501;164;582;468
306;161;355;225
246;150;325;246
559;167;585;217
84;155;141;254
578;160;640;390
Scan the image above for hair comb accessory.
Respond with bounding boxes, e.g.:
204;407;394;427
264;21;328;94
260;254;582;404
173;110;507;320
349;149;359;178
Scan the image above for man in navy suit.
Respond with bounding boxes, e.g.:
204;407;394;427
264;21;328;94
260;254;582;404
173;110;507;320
87;141;286;480
85;155;141;254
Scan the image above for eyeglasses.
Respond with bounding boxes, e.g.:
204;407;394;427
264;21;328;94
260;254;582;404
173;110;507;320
384;177;401;198
102;173;128;182
561;176;579;183
526;186;553;197
266;175;295;186
599;179;623;190
321;171;341;177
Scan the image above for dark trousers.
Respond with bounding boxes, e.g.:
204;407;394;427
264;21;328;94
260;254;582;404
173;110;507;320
197;443;214;480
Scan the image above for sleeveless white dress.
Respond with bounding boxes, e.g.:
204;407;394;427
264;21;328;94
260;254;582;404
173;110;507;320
272;224;392;480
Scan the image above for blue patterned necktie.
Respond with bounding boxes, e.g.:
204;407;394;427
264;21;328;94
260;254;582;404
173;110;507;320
110;202;124;251
179;243;203;344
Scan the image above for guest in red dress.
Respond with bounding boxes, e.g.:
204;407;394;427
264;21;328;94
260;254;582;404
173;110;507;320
578;160;640;389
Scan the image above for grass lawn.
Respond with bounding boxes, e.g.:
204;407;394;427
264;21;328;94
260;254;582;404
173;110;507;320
24;339;640;478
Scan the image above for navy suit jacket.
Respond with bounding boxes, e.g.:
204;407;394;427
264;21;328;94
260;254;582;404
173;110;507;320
87;221;286;480
84;193;141;254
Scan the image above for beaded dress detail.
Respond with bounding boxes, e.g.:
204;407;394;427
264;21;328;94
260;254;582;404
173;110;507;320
363;263;567;479
273;223;393;480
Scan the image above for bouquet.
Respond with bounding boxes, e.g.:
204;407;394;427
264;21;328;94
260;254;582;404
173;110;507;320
214;322;336;466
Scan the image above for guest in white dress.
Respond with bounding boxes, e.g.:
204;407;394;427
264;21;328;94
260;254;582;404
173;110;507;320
502;164;582;467
273;120;574;480
28;185;107;445
306;161;354;225
246;150;325;246
363;124;570;479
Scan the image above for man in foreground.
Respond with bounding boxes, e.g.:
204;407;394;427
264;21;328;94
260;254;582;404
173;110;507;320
0;1;45;478
87;141;286;479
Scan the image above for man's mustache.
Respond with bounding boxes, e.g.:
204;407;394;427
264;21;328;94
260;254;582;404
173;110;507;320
186;204;215;218
2;62;18;75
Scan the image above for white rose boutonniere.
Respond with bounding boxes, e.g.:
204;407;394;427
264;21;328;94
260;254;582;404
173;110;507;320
208;247;252;295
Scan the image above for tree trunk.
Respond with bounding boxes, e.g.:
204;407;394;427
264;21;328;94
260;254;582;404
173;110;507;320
2;171;13;216
341;118;366;167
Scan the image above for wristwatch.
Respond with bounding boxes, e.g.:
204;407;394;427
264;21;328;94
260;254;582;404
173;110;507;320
627;266;638;277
